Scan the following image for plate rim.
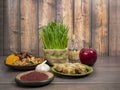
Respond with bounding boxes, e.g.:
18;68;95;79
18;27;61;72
4;62;39;70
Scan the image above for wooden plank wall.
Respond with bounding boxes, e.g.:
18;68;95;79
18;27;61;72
92;0;108;56
74;0;91;51
5;0;20;55
1;0;120;56
109;0;120;56
20;0;38;55
0;0;3;55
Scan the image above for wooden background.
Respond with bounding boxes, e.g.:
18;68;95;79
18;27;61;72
0;0;120;56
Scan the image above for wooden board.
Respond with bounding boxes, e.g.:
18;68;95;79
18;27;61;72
2;0;120;56
56;0;73;37
74;0;91;50
56;0;73;48
0;56;120;90
109;0;120;56
7;0;20;54
3;0;9;55
3;0;20;55
91;0;108;56
38;0;56;56
0;0;3;55
20;0;38;55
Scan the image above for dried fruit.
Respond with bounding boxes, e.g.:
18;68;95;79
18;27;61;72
6;54;20;65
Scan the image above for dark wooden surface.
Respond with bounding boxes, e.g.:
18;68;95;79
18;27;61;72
0;56;120;90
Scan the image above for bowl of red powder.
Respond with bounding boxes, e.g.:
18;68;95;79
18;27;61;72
15;71;54;87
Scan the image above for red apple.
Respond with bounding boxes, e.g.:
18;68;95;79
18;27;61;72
79;48;97;66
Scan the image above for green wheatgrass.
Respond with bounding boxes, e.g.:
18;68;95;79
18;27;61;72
39;21;69;49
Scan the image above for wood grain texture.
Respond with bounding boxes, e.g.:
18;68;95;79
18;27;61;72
0;0;3;55
56;0;73;49
2;0;120;56
56;0;73;38
92;0;108;56
109;0;120;56
38;0;56;56
3;0;10;55
20;0;38;55
0;56;120;90
74;0;91;50
0;84;120;90
7;0;20;54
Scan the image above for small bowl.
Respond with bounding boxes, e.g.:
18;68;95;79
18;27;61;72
15;71;54;87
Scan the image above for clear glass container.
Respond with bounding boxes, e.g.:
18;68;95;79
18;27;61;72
68;34;79;61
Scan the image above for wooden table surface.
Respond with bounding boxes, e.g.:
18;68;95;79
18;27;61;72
0;56;120;90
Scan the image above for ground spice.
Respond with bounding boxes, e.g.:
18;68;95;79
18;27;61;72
20;71;48;81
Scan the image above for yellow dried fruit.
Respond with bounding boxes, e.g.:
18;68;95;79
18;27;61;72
6;54;20;65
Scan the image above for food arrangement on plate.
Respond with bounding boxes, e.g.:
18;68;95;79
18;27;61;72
5;52;45;70
55;63;88;74
52;63;93;77
3;21;96;87
4;52;94;87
